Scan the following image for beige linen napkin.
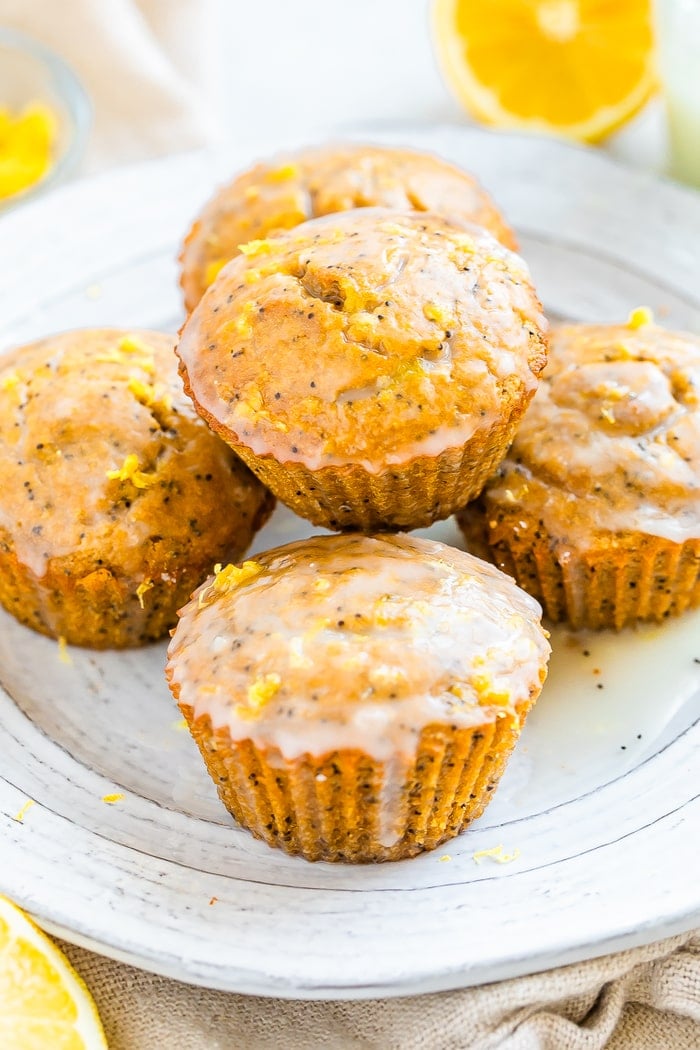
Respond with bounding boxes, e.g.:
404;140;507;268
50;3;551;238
0;0;220;170
57;931;700;1049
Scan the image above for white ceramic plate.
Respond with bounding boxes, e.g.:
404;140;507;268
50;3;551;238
0;126;699;998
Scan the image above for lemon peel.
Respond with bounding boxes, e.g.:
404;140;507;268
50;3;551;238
473;844;520;864
13;799;35;823
136;579;154;609
106;454;156;488
627;306;654;329
0;895;107;1047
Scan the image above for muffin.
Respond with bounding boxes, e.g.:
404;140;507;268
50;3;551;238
179;143;518;312
166;533;550;863
458;316;700;630
176;208;548;531
0;328;273;648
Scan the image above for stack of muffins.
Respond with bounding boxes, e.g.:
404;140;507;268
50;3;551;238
1;143;698;863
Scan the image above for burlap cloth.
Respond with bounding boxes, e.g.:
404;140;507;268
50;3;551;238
56;930;700;1049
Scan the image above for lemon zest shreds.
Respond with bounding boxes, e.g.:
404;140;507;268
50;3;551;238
205;258;227;286
247;673;282;710
627;306;654;329
238;238;274;257
473;844;521;865
106;453;156;488
14;799;35;823
171;718;188;731
471;673;511;706
128;376;172;413
423;302;455;326
0;371;20;391
136;579;154;609
102;793;124;804
213;560;264;593
197;560;264;609
93;336;156;374
265;162;299;182
118;335;153;356
58;636;72;665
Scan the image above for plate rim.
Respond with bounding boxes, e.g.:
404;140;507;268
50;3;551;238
1;123;700;997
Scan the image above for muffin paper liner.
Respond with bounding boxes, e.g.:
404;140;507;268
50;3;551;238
178;697;538;863
0;551;209;648
226;408;530;532
459;511;700;630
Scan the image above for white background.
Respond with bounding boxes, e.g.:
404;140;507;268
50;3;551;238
216;0;667;172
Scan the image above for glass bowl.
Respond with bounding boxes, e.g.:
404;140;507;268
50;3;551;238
0;27;91;208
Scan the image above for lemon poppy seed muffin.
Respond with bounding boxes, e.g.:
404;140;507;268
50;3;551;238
177;208;548;531
179;143;518;312
458;316;700;629
166;533;550;863
0;328;273;648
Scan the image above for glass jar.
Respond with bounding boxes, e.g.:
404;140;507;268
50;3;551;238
655;0;700;188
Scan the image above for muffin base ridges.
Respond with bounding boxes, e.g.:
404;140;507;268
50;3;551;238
178;700;535;863
210;407;532;533
459;510;700;631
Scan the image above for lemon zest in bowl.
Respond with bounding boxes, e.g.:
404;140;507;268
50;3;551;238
0;103;57;200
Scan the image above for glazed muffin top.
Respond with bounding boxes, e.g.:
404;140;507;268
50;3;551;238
0;328;268;581
166;533;550;760
177;209;547;473
180;143;518;311
477;315;700;543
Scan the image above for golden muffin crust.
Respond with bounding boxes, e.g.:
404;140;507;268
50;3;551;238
459;318;700;628
179;143;517;311
0;328;273;647
167;533;550;861
177;208;547;530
